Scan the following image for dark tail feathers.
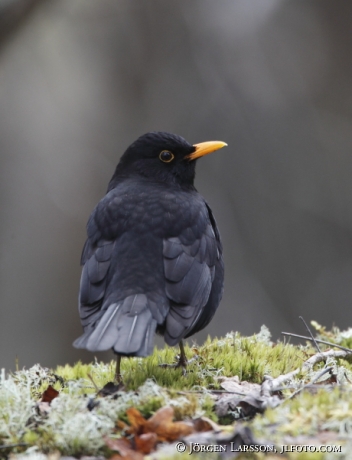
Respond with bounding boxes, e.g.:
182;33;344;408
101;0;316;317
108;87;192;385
73;294;157;357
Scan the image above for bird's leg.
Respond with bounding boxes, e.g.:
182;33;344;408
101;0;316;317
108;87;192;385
159;340;188;375
178;340;188;367
114;354;122;383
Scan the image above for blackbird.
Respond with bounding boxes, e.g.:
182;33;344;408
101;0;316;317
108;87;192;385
73;132;226;380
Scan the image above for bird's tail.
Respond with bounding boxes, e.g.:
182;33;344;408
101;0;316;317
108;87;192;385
73;294;157;357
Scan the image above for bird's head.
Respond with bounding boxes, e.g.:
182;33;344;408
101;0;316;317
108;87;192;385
109;132;227;190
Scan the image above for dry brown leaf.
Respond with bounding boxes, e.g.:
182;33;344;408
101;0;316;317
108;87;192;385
154;421;194;442
144;406;174;431
134;432;158;454
125;406;194;444
105;437;143;460
126;407;147;433
116;420;130;431
41;385;59;404
316;375;338;385
144;406;194;442
192;416;220;432
105;436;131;453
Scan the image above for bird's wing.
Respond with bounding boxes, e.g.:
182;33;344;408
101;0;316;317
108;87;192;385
163;204;221;345
74;187;129;335
74;189;160;356
74;238;115;341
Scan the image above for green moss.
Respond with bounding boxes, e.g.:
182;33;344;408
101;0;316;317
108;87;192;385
53;327;310;393
2;325;352;459
201;394;218;422
251;385;352;449
54;360;115;394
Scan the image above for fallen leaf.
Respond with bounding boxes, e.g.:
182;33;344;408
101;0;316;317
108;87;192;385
116;420;130;432
145;406;194;442
219;377;260;395
105;436;131;453
192;416;220;432
41;385;59;404
126;407;148;433
316;374;337;385
144;406;174;431
105;437;143;460
155;421;194;442
98;381;124;397
126;406;194;444
134;432;158;454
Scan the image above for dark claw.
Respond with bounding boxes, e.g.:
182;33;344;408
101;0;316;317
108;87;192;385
159;340;199;374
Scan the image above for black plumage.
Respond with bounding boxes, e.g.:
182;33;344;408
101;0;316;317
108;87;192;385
74;132;226;378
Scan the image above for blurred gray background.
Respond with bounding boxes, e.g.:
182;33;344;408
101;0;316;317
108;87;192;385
1;0;352;370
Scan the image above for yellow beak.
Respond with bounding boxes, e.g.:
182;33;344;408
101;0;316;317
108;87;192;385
186;140;228;161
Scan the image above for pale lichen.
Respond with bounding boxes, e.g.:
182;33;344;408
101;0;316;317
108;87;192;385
2;325;352;459
0;368;38;444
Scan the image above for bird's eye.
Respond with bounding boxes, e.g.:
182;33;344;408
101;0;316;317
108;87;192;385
159;150;174;163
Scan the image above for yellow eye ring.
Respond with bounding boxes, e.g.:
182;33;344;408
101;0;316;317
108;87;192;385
159;150;174;163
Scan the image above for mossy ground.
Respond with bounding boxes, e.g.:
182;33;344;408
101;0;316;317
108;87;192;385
54;328;308;393
1;324;352;459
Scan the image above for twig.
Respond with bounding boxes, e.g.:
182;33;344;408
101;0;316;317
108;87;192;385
177;389;232;395
281;332;352;353
261;349;351;397
87;373;99;392
286;366;333;401
0;443;28;450
299;316;322;353
273;383;339;391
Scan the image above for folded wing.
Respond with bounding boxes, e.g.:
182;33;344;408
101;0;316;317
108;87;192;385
163;208;222;345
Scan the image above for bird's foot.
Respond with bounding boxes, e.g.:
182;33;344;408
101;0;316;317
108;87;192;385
159;352;199;376
159;341;199;375
159;356;199;375
159;355;188;375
